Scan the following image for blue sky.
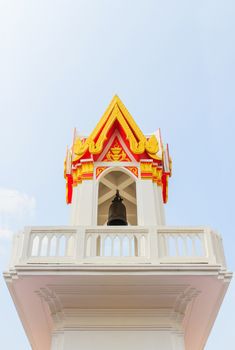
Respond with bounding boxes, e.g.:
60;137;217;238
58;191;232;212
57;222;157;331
0;1;234;349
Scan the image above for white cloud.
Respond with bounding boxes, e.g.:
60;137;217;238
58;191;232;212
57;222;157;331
0;188;36;218
0;228;13;240
0;188;36;245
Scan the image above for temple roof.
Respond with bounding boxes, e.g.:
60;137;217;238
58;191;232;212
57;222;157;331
64;95;171;204
72;95;161;162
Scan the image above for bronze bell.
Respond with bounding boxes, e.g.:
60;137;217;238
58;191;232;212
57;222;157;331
107;190;128;226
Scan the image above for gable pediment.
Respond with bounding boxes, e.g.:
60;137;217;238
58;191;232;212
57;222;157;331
97;130;137;163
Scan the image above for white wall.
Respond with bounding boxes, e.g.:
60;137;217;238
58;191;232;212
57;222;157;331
51;330;184;350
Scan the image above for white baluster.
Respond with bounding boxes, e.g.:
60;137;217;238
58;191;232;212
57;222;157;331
183;235;188;256
128;235;132;257
32;235;39;256
119;235;122;256
134;236;138;257
38;235;43;257
191;235;196;256
55;234;60;256
174;235;179;256
86;235;91;257
96;235;101;256
111;235;114;257
47;234;52;257
101;234;106;257
120;236;124;256
164;234;168;257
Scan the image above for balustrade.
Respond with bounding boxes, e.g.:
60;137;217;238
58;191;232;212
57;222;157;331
158;229;207;262
13;226;226;267
26;229;76;261
85;230;148;258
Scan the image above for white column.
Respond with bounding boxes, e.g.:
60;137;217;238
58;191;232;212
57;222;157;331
154;185;166;225
70;181;94;226
138;180;165;226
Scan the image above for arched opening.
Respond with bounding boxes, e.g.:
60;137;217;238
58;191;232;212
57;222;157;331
97;169;137;225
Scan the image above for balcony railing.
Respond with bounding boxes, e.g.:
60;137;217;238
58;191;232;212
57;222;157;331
9;226;227;268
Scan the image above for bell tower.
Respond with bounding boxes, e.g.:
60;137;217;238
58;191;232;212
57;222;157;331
66;95;170;227
4;96;232;350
